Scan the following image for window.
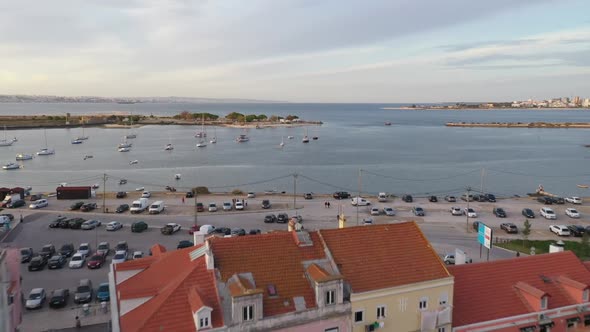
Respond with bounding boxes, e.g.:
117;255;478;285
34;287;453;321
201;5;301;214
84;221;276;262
585;314;590;326
399;297;408;312
243;305;254;321
539;326;550;332
438;328;446;332
541;296;548;310
419;297;428;310
439;292;448;305
199;317;209;328
354;310;364;323
584;289;589;302
326;290;335;305
377;305;386;319
325;328;339;332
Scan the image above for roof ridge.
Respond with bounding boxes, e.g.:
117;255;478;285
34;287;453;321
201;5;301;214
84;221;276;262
412;220;452;277
452;251;575;270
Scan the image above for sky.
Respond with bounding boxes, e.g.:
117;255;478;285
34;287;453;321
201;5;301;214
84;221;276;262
1;0;589;103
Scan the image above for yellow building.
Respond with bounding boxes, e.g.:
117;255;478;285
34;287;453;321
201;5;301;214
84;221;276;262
319;222;454;332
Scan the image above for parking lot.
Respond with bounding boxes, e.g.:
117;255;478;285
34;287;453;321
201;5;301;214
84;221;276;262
2;192;588;331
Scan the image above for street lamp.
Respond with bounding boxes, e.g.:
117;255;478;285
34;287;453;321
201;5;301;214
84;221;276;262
465;186;471;232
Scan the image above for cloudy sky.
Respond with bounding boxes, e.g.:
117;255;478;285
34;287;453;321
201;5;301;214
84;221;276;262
1;0;589;102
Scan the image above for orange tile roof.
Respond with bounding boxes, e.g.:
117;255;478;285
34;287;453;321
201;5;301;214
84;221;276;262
583;261;590;272
318;222;450;293
227;275;264;297
449;251;590;327
210;231;326;317
306;263;342;283
117;245;223;332
514;281;547;298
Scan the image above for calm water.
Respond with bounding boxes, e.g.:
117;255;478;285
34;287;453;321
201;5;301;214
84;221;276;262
0;103;589;197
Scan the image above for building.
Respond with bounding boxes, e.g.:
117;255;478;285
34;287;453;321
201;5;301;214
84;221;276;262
583;99;590;107
110;231;352;332
0;248;22;332
449;251;590;332
111;222;453;332
573;96;581;106
320;223;454;332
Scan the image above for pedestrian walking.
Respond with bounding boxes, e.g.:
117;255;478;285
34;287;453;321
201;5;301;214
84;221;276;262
324;202;327;208
327;202;331;208
19;214;23;223
232;198;236;204
245;200;248;207
182;197;185;204
75;316;81;329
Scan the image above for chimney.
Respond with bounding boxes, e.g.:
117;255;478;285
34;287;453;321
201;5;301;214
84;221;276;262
205;240;214;270
338;214;346;229
194;231;205;246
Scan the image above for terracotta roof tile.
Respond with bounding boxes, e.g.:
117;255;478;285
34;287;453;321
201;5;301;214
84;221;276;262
306;263;342;283
319;222;450;293
227;274;264;297
514;281;547;298
449;251;590;327
584;261;590;271
210;231;326;317
557;275;590;290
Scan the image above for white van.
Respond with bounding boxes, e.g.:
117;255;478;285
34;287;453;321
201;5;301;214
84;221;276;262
199;224;215;234
378;192;388;202
148;201;165;214
351;197;371;206
130;198;149;214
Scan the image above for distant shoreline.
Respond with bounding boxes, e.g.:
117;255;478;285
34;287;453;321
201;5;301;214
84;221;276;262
383;107;590;111
445;122;590;128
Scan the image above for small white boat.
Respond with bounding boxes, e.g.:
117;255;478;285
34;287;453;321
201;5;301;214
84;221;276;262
83;155;93;160
196;141;207;148
302;128;310;143
130;160;139;165
119;142;132;148
165;143;174;151
119;179;127;185
236;134;249;143
71;139;83;144
210;137;217;144
2;162;20;170
36;148;55;156
174;174;181;180
280;136;285;147
135;187;144;191
118;147;130;152
16;153;33;161
76;125;89;140
12;137;17;142
0;126;14;147
288;136;294;139
125;134;137;139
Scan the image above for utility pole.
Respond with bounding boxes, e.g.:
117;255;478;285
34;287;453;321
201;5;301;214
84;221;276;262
465;186;471;233
357;168;362;226
480;168;486;193
102;173;107;213
293;173;298;217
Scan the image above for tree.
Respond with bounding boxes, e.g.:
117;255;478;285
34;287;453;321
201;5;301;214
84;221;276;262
522;219;531;248
245;114;258;122
257;114;268;121
225;112;244;121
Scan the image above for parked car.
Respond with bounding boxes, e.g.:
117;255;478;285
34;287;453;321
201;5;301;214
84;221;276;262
472;221;481;231
291;215;303;224
96;242;110;256
48;255;66;269
39;244;56;259
537;196;553;205
131;221;148;233
412;206;425;216
540;207;557;220
552;197;565;205
78;243;91;256
277;213;289;223
80;203;97;212
249;229;262;235
264;214;277;223
26;288;46;309
115;241;128;253
213;227;231;236
161;223;181;235
68;218;85;229
0;213;14;221
493;207;507;218
185;191;194;198
429;196;438;202
304;193;313;200
362;217;373;225
261;200;271;209
567;225;585;237
222;202;233;211
443;254;472;265
444;195;457;202
196;202;205;212
450;207;462;216
383;207;396;216
208;203;218;212
549;225;570;236
199;225;215;234
21;247;34;263
565;208;581;218
464;208;477;218
59;243;74;258
522;208;535;218
500;223;518;234
141;191;151;198
351;197;371;206
461;194;474;202
177;240;194;249
370;207;381;216
49;288;70;308
106;221;122;231
87;254;105;269
9;199;26;208
48;216;67;228
231;228;246;236
401;194;413;203
69;253;86;269
74;279;93;303
116;204;129;213
333;192;350;200
247;192;256;198
69;201;85;210
132;251;143;259
29;194;43;201
235;201;244;210
112;251;128;264
473;194;487;202
565;196;583;204
81;219;101;230
28;255;48;271
116;191;127;199
484;194;496;202
188;225;200;235
96;283;110;302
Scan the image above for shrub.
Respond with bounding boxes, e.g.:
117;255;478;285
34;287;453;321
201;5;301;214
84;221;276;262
231;189;244;195
193;186;210;195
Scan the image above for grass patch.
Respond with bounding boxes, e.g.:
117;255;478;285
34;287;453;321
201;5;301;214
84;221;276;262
496;239;590;259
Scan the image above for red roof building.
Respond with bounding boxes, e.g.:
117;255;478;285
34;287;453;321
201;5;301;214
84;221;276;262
449;251;590;332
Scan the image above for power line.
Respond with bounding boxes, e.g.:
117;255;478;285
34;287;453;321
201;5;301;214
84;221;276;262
362;169;481;182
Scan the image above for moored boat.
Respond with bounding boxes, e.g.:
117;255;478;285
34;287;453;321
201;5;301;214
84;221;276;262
2;162;20;170
16;153;33;161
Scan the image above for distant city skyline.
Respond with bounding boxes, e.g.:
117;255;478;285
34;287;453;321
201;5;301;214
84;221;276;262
1;0;589;103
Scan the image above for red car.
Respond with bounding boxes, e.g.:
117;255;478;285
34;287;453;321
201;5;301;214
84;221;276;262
188;225;200;235
196;203;204;212
87;254;105;269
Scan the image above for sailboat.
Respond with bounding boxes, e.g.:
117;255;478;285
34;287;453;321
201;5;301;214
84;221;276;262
76;125;89;140
280;136;285;148
16;153;33;161
37;129;55;155
302;128;310;143
71;138;83;144
2;162;20;170
125;115;137;139
312;127;319;140
210;127;217;144
165;143;174;151
118;136;132;149
0;126;14;147
196;114;207;147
